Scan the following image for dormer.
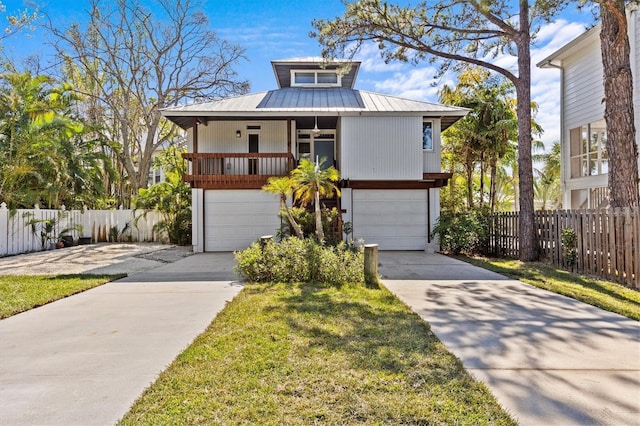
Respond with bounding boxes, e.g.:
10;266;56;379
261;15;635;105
271;57;361;89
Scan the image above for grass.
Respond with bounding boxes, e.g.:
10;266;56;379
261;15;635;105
457;256;640;321
119;282;515;425
0;274;125;319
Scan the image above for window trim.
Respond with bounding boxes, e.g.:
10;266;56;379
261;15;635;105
422;121;434;151
290;70;341;87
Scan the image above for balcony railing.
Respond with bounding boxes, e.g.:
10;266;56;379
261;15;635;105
182;152;296;189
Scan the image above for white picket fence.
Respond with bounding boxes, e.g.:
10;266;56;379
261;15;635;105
0;203;166;256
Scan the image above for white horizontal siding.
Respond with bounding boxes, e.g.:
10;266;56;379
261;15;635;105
340;116;422;180
563;42;604;130
192;120;288;153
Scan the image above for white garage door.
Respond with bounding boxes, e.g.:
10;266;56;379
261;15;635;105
204;190;280;251
352;189;428;250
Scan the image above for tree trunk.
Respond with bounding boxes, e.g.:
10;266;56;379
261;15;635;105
516;0;537;261
282;195;304;239
466;149;474;208
600;0;640;208
489;156;497;215
315;190;324;242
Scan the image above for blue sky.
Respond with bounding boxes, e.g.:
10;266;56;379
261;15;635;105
2;0;597;149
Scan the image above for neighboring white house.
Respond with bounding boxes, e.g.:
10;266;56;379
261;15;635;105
538;8;640;209
161;57;467;252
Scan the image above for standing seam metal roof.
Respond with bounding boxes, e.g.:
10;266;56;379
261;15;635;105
162;87;466;114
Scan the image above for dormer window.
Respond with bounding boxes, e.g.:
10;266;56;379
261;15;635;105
291;70;341;87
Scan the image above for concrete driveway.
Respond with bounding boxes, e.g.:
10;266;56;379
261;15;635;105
0;243;193;276
0;249;243;426
379;251;640;426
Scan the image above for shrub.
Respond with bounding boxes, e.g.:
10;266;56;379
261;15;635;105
280;207;342;245
234;237;363;286
432;209;489;255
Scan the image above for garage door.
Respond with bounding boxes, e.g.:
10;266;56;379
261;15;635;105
352;189;427;250
204;190;280;251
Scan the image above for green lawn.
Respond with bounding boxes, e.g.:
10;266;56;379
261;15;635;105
0;274;125;319
119;282;515;425
458;256;640;321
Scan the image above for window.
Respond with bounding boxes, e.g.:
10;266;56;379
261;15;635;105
291;70;341;87
422;121;433;150
570;120;608;178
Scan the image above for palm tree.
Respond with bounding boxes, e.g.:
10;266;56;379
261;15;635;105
290;158;340;242
262;176;304;239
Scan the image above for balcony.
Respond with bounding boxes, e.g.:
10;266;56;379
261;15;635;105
183;153;296;189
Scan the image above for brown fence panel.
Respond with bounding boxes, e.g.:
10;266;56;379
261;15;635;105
487;208;638;288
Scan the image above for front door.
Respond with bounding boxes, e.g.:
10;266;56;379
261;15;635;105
248;133;259;175
297;130;335;169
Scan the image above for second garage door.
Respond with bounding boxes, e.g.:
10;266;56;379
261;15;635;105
352;189;428;250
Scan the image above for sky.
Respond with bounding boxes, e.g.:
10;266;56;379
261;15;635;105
2;0;598;151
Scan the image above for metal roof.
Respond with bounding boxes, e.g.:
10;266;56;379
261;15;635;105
537;24;599;68
162;88;468;130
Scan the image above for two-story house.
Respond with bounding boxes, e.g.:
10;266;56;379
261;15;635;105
161;57;467;252
538;8;640;209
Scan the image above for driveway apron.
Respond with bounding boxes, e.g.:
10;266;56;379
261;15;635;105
380;251;640;426
0;253;243;426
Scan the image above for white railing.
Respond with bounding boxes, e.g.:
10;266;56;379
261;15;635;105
0;203;166;256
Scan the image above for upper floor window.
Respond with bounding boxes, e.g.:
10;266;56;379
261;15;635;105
570;120;608;178
291;70;341;87
422;121;433;150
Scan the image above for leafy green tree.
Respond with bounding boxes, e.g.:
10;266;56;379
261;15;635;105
262;176;305;239
312;0;572;261
134;145;191;245
534;142;562;210
439;67;540;214
49;0;249;204
290;158;341;243
0;72;108;208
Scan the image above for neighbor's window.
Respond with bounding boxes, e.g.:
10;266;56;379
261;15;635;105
422;121;433;150
570;119;608;178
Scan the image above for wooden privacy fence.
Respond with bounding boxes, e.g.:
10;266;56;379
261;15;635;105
0;203;165;256
488;208;639;288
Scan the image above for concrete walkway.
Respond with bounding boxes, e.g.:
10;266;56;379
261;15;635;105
0;252;242;426
380;252;640;426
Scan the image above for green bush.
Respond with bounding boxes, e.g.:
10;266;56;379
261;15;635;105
279;207;342;245
234;237;363;286
432;209;489;255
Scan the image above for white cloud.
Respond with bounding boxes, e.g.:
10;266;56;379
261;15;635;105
369;67;456;102
353;43;404;72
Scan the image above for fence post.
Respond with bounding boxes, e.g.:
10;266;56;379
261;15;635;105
364;244;380;288
0;203;7;256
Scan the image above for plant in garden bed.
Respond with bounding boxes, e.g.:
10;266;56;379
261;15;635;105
432;208;490;255
235;237;364;287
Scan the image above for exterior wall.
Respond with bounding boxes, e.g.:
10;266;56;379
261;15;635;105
560;9;640;208
188;120;289;153
339;116;423;180
192;188;204;253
